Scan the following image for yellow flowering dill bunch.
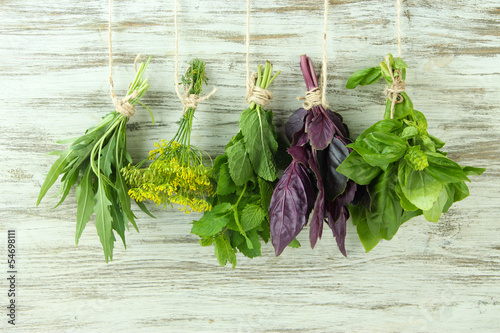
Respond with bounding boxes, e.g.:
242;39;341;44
121;59;214;213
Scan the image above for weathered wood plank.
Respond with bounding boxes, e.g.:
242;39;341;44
0;0;499;331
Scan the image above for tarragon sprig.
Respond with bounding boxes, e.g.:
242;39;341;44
37;57;154;262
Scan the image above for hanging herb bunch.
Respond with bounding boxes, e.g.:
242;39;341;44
122;59;214;214
190;61;280;268
36;58;154;262
269;55;358;257
337;54;485;251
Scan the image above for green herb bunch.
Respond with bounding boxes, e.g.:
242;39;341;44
36;57;154;262
191;61;281;268
337;54;485;252
121;59;213;214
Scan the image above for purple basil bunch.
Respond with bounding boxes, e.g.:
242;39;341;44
269;55;359;256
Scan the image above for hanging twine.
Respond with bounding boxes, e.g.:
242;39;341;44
384;0;405;119
174;0;216;114
245;0;273;107
108;0;138;118
297;0;329;110
384;56;406;119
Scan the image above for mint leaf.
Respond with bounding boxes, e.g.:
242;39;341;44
237;230;261;258
258;178;274;211
227;139;254;186
240;204;266;232
217;163;237;196
240;106;278;181
191;203;233;237
214;233;237;268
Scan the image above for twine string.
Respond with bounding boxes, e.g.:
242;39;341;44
174;0;217;115
321;0;329;108
297;88;322;110
397;0;402;58
245;0;273;107
384;56;406;119
108;0;138;118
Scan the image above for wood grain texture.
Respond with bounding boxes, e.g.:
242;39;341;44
1;0;499;331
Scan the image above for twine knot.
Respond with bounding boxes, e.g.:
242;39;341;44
246;73;274;107
113;90;138;118
297;87;325;110
177;84;217;115
384;57;406;119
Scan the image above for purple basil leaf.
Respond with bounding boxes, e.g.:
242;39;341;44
307;112;334;151
307;154;325;249
326;201;349;257
285;108;307;142
288;145;311;166
323;138;350;201
269;162;315;256
336;179;357;206
291;127;309;147
325;109;349;138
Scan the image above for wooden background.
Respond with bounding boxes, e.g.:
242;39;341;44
1;0;499;331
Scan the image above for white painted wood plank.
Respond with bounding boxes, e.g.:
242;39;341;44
0;0;499;331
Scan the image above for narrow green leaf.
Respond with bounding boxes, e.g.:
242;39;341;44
75;164;96;245
94;182;115;263
37;151;72;206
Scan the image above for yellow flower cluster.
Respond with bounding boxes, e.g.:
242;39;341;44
122;140;214;213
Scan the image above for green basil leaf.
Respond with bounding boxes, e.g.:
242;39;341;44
349;132;407;168
346;67;382;89
402;209;423;223
423;186;449;222
429;135;445;149
385;92;413;120
449;181;470;202
462;166;486;176
395;183;418;211
426;152;470;183
401;168;443;211
394;57;408;69
337;151;382;185
356;119;402;142
400;126;419;140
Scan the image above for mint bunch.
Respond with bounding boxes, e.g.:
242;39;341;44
337;54;485;252
191;61;280;267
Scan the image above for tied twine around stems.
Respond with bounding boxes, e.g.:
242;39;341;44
174;0;217;115
384;56;406;119
108;0;139;118
245;0;273;107
296;0;329;111
297;88;322;110
246;73;274;107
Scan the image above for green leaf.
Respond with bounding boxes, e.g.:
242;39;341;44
429;135;445;149
425;152;470;183
191;203;233;237
384;92;413;120
237;229;262;258
367;165;402;240
402;209;423;223
463;166;486;176
214;233;237;268
356;120;402;141
37;151;72;206
400;126;419;140
75;164;96;245
240;204;266;231
116;170;138;231
94;182;115;263
413;110;428;132
135;200;156;219
337;151;382;185
349;204;381;252
349;132;407;168
423;186;449;222
401;168;443;211
108;190;127;248
258;178;274;211
199;237;214;247
226;139;254;186
288;238;301;248
239;106;278;181
217;163;238;196
53;166;80;208
395;184;418;211
394;57;408;69
346;67;382;89
100;133;117;177
449;181;470;202
213;154;227;175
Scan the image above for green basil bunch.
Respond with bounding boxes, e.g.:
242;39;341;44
337;54;485;252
